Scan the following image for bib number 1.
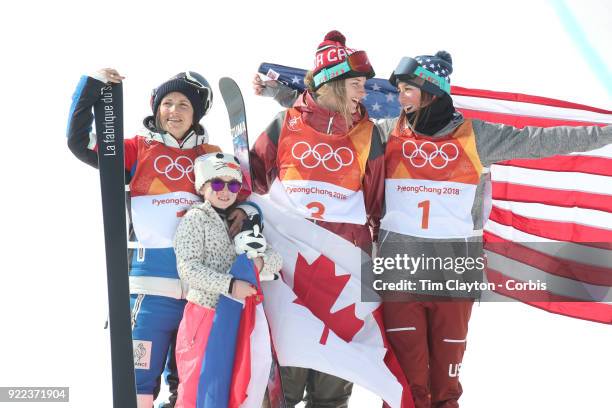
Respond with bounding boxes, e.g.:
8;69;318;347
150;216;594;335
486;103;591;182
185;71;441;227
418;200;430;229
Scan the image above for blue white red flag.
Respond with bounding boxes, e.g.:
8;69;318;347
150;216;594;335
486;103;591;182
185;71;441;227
196;254;272;408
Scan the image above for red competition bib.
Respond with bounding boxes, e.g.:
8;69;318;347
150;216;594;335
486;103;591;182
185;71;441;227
130;138;220;248
272;108;373;224
381;119;484;238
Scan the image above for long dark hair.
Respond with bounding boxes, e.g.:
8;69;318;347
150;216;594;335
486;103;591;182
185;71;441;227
402;90;436;132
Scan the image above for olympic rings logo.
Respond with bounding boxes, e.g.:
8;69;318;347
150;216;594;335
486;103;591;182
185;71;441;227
291;142;354;172
402;140;459;169
153;155;195;182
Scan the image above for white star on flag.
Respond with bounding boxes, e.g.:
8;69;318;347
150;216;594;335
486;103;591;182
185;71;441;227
292;76;301;84
386;93;396;103
371;83;381;91
371;102;381;112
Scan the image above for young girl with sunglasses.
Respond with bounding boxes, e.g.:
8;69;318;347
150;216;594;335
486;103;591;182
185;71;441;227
173;152;282;408
67;69;259;408
247;30;385;408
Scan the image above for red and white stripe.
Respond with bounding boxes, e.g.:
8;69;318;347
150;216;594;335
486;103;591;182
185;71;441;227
451;86;612;324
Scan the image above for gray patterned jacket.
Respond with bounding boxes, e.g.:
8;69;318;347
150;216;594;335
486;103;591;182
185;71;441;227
173;200;283;309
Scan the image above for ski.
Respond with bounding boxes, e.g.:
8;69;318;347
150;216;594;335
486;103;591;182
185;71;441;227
219;77;254;194
93;82;137;408
219;77;287;408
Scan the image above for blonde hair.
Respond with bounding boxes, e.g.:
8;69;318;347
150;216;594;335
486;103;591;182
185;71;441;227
305;71;354;128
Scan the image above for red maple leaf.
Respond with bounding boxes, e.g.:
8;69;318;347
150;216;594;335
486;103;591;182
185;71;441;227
292;254;364;345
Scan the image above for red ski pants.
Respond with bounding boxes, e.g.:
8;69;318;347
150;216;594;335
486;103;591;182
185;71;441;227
383;299;473;408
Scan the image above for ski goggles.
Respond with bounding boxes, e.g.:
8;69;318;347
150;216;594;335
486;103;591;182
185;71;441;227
180;72;211;92
210;178;242;193
313;50;375;89
179;71;213;109
389;57;451;96
151;71;213;116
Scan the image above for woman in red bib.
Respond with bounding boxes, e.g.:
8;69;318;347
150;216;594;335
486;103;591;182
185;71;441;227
377;51;611;408
249;31;385;408
68;69;258;408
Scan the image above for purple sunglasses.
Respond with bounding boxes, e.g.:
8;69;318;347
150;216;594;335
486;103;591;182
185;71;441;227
210;178;241;193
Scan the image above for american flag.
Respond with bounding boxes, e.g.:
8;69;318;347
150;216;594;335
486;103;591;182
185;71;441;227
257;63;612;324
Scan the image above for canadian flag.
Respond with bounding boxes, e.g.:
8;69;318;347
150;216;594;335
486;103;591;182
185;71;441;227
250;191;413;408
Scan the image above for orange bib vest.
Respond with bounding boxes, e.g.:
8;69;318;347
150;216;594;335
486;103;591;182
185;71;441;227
381;119;484;238
271;108;373;224
130;139;220;251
